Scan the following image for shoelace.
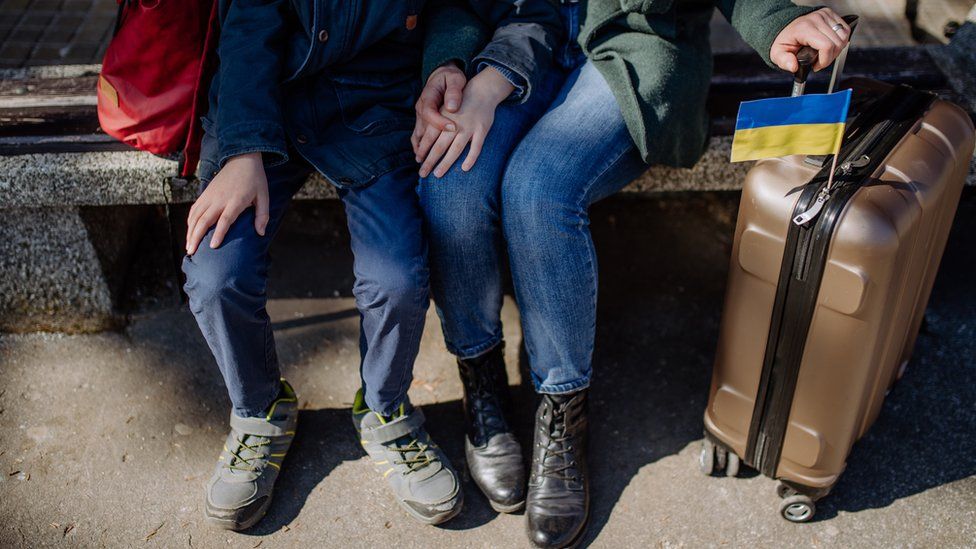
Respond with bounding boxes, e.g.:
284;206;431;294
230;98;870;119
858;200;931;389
465;365;508;442
538;401;578;482
225;434;271;473
390;437;434;473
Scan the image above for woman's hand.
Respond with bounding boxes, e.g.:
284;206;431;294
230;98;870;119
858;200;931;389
771;8;851;73
185;152;270;255
416;66;514;178
412;63;467;157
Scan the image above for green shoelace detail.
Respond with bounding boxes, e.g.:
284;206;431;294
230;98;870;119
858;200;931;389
390;438;434;473
226;435;271;472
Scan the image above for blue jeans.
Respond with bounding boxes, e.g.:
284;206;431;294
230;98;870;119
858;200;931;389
419;6;648;393
184;140;429;418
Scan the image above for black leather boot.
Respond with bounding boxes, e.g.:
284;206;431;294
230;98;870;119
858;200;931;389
526;390;589;549
457;344;526;512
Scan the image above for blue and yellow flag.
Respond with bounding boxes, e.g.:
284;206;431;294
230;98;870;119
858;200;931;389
730;89;852;163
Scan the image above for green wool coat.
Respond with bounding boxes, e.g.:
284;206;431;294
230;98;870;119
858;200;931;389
421;0;817;167
580;0;816;167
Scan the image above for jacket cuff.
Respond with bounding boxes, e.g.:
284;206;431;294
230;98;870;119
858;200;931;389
473;48;534;105
751;5;821;69
475;60;528;102
216;121;289;169
422;7;488;83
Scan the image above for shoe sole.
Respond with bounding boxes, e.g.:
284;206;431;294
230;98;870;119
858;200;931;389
396;490;464;526
204;492;274;532
488;498;526;514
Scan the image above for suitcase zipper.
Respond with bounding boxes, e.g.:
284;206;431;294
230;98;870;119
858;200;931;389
744;86;935;481
792;155;870;226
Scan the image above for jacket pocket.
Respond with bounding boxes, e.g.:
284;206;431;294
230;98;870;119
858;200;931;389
618;0;674;14
331;71;418;136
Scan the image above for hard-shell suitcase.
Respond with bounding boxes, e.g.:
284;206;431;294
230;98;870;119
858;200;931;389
700;71;975;521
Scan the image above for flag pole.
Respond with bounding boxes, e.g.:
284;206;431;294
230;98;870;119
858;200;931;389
826;150;840;190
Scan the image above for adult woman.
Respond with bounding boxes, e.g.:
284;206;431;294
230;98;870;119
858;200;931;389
414;2;851;546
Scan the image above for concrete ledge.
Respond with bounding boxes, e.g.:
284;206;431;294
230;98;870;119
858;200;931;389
0;136;759;208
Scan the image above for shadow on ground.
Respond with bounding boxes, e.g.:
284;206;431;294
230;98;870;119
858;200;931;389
171;191;976;537
2;191;974;546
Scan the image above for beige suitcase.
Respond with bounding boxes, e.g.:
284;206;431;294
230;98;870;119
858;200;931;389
701;79;975;522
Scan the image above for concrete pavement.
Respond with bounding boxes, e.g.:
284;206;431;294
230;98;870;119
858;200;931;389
1;193;974;547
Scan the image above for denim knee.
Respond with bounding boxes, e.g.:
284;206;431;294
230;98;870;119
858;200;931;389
352;259;429;316
501;165;578;241
182;242;266;314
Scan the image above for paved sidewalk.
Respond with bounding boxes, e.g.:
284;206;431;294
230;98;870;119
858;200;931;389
1;194;974;547
0;0;114;68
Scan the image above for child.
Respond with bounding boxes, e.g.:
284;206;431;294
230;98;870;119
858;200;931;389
182;0;491;530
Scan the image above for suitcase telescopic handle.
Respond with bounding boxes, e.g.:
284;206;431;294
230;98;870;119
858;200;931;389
791;14;860;97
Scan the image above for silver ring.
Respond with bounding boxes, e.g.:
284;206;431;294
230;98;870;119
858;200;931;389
831;23;844;33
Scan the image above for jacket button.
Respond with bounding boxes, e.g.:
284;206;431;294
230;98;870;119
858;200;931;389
296;134;308;144
317;30;329;43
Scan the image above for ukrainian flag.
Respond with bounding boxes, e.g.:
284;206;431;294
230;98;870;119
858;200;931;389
730;89;852;163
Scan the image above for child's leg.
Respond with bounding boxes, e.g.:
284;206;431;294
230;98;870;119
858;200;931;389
182;156;311;418
338;165;431;416
343;165;466;525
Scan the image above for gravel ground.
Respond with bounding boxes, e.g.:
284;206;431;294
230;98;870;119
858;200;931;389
1;193;974;547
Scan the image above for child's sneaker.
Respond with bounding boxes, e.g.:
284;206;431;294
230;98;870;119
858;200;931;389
351;389;463;525
205;380;298;530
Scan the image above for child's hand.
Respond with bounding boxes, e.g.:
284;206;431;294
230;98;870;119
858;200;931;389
771;8;851;73
416;66;514;178
185;152;269;255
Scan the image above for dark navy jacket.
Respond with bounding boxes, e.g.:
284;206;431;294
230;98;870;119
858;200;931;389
201;0;561;188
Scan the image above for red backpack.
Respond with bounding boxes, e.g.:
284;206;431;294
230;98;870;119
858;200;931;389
97;0;219;179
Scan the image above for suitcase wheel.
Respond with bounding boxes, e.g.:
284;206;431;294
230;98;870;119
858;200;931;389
698;439;741;477
779;494;816;523
698;439;715;475
776;483;797;499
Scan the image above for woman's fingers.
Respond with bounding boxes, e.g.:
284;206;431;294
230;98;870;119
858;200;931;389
411;115;426;155
442;70;466;112
770;46;799;73
461;128;486;172
419;130;456;178
433;132;471;178
813;12;845;50
417;93;456;133
818;8;850;42
799;25;838;71
416;124;442;165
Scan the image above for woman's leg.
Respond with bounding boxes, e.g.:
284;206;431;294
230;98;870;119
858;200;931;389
418;68;563;359
501;60;649;549
502;60;648;393
418;67;563;513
